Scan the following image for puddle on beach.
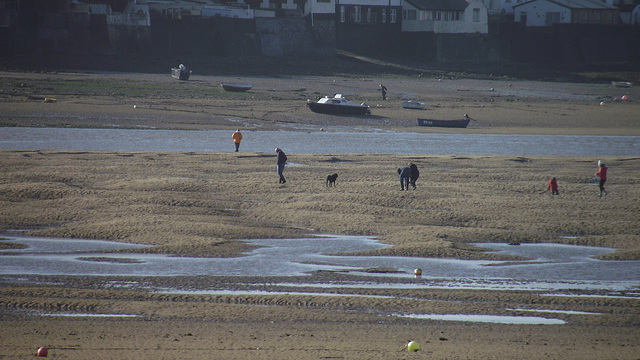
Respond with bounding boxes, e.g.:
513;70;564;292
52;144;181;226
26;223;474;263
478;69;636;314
40;313;140;318
1;234;639;297
394;313;566;325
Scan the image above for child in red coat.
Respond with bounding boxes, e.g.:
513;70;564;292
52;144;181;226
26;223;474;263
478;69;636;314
548;177;559;195
595;160;608;197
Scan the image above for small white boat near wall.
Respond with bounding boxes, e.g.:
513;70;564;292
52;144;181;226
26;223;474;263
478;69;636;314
402;101;426;109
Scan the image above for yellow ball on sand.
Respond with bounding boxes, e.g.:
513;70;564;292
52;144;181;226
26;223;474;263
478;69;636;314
407;341;421;352
414;268;422;276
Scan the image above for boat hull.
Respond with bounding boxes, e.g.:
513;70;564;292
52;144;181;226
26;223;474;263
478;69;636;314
307;101;370;115
171;68;191;80
417;118;470;128
402;101;425;109
612;81;632;88
222;83;252;92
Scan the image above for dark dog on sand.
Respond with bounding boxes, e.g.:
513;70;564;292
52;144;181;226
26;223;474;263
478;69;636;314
326;173;338;187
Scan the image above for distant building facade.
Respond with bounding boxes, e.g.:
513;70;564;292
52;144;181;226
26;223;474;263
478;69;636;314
402;0;488;33
513;0;620;26
335;0;402;26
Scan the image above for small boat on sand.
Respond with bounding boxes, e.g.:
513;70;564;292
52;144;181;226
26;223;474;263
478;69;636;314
611;81;632;88
402;101;426;109
171;64;191;80
417;114;472;128
221;83;253;92
307;94;370;115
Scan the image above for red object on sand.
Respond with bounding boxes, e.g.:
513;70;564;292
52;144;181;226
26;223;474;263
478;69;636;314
37;347;48;357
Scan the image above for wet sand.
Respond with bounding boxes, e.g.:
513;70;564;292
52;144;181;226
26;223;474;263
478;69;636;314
1;70;639;135
1;70;639;359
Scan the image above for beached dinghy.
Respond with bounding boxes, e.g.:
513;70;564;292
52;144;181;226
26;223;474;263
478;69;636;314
221;83;253;92
402;101;426;109
417;114;472;128
171;64;191;80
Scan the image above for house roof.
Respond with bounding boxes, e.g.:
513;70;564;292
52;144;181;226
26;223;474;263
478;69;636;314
404;0;470;11
513;0;618;10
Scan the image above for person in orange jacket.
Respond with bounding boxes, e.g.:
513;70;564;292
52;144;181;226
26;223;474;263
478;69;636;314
595;160;608;197
547;177;559;195
232;129;243;152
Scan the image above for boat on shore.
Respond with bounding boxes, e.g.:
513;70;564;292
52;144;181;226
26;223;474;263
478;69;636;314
402;101;426;109
612;81;632;88
171;64;191;80
307;94;370;115
221;83;253;92
417;114;472;128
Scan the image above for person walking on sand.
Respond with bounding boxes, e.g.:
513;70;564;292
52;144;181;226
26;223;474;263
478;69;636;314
232;129;243;152
275;147;287;184
595;160;608;197
547;177;559;195
397;166;411;191
379;84;387;100
409;163;419;190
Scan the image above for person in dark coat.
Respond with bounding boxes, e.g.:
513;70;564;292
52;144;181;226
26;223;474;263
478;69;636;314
379;84;388;100
397;166;411;191
275;147;287;184
409;163;419;190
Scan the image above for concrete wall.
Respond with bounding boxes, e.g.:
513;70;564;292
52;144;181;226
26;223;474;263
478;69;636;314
1;10;639;73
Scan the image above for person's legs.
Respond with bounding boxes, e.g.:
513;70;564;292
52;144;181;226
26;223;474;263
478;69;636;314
599;179;607;196
277;163;286;183
235;142;240;152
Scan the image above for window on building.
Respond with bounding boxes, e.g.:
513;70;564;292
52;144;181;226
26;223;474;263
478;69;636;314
473;8;480;22
546;12;560;25
404;9;417;20
435;11;441;20
390;8;396;23
367;8;372;23
354;6;361;22
520;11;527;23
382;9;386;22
340;6;345;22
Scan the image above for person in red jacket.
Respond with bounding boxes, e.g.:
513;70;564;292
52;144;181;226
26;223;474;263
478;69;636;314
595;160;608;197
548;177;559;195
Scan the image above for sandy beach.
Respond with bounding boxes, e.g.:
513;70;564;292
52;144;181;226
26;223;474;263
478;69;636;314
1;70;639;359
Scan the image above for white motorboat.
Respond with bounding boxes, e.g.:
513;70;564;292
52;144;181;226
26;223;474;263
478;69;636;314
307;94;370;115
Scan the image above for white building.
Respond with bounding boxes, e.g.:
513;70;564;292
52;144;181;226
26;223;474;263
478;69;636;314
402;0;488;33
513;0;619;26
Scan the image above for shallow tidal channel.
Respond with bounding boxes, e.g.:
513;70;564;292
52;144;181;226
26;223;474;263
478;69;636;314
2;234;638;294
3;234;639;325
